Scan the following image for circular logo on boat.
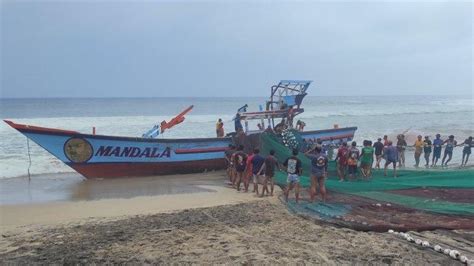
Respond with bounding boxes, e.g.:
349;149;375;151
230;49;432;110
64;138;93;163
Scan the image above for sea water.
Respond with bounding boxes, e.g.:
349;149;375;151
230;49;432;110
1;96;473;179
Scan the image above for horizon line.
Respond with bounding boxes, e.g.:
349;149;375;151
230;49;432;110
1;94;472;99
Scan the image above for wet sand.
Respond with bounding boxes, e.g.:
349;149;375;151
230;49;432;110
0;171;260;233
0;171;226;205
1;171;473;264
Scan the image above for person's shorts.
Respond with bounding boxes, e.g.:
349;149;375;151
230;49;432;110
444;150;453;156
348;165;357;175
236;168;245;173
337;162;347;169
312;173;326;182
463;147;471;155
433;149;441;158
385;160;397;165
253;174;260;183
375;153;382;158
265;175;274;182
287;174;300;184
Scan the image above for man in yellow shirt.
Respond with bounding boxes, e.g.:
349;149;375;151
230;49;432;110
414;135;424;168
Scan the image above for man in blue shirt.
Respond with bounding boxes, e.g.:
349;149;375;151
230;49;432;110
431;134;443;166
250;148;265;196
305;145;328;202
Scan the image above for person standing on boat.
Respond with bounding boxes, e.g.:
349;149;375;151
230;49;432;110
423;136;432;167
461;136;473;167
373;138;384;169
296;120;306;131
258;150;279;197
383;141;399;177
234;113;243;132
216;118;225;137
250;148;265;196
283;148;303;203
233;145;247;191
305;145;328;202
335;142;349;182
413;135;424;168
442;135;457;167
396;134;407;167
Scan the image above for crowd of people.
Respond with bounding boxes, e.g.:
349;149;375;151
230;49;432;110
223;133;472;204
334;134;472;179
224;144;328;204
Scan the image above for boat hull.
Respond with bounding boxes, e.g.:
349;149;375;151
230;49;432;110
4;120;357;179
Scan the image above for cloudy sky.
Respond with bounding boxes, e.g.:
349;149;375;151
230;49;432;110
1;0;472;97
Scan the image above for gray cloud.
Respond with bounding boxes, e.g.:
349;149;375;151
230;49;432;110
1;1;472;97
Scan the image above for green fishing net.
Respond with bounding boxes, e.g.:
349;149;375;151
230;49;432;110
259;131;474;216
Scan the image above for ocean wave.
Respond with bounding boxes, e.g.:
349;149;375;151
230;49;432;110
298;109;472;119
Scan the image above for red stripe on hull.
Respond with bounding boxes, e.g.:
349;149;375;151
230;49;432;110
4;119;79;134
174;147;228;154
69;158;226;178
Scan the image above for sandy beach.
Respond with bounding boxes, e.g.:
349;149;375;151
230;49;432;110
1;171;473;264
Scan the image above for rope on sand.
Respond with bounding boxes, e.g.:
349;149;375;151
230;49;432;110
387;229;473;265
26;137;32;182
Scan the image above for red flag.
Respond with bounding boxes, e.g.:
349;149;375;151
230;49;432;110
160;105;194;133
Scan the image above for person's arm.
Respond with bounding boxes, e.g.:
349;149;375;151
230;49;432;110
304;146;315;155
324;157;328;173
275;160;281;171
257;162;265;175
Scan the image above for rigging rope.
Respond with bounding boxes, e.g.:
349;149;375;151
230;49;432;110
26;137;32;182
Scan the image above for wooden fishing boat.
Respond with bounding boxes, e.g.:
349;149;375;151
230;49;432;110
4;80;357;179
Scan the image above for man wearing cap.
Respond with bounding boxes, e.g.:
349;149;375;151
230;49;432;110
432;134;443;166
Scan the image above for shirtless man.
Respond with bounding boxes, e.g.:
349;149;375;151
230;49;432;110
232;145;247;191
258;150;279;197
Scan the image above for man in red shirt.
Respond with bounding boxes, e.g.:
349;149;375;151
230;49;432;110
335;142;349;182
